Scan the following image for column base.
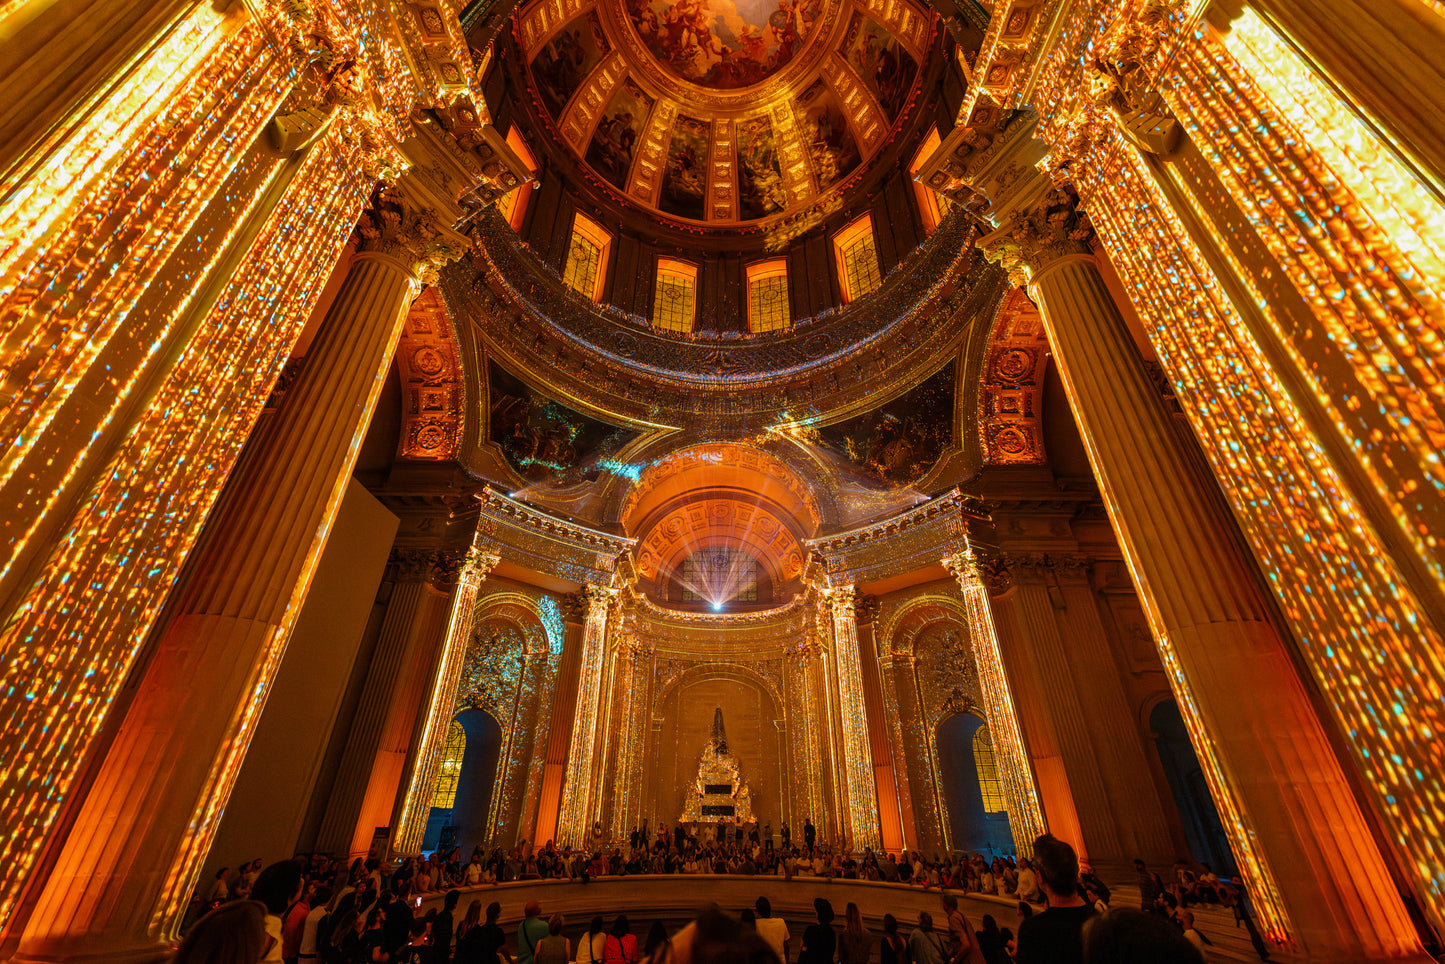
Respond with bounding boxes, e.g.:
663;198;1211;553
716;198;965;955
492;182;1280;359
11;940;174;964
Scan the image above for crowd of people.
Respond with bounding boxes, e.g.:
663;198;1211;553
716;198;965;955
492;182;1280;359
180;831;1231;964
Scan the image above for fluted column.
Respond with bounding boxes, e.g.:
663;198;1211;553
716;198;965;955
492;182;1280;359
942;547;1047;858
532;602;586;846
555;583;618;848
15;183;468;963
823;585;881;850
855;598;905;852
313;550;449;858
983;553;1124;868
1051;555;1176;865
983;195;1424;959
392;542;500;854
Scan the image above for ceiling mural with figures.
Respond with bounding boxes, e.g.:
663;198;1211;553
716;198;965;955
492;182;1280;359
488;361;641;486
815;360;956;487
516;0;934;226
623;0;825;89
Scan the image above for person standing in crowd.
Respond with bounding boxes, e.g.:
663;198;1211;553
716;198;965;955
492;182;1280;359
458;901;510;964
880;914;906;964
1015;834;1095;964
433;890;460;964
803;819;816;852
753;897;790;964
974;915;1009;964
576;916;608;964
838;903;871;964
519;901;551;964
799;898;836;964
1134;859;1159;909
941;893;982;964
252;861;305;963
909;911;948;964
604;916;639;964
644;922;671;960
536;915;572;964
780;822;791;849
298;886;332;964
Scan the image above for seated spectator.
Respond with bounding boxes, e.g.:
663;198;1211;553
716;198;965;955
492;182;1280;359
908;912;948;964
605;916;639;964
537;915;572;964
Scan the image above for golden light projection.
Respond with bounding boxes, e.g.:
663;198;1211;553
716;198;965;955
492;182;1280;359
431;721;467;809
942;545;1046;856
824;584;882;849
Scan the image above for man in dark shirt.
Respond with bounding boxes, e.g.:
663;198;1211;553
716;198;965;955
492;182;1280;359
803;818;816;851
1014;834;1095;964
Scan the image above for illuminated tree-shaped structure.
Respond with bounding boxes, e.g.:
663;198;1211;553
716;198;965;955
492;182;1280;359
680;707;754;824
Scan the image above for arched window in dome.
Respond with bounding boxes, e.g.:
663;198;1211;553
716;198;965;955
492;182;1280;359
563;212;610;301
746;259;791;332
834;214;882;303
973;724;1007;814
679;547;759;603
430;719;466;810
910;126;955;234
652;258;698;333
497;126;538;233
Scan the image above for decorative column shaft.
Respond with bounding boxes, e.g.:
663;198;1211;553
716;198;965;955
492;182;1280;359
555;583;618;848
313;551;448;858
943;546;1047;857
984;187;1423;957
825;585;881;850
532;607;586;846
392;542;500;854
15;185;467;961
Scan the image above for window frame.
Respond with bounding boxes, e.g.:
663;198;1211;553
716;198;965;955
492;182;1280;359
909;126;953;234
652;257;699;333
745;258;792;333
562;211;611;302
497;126;539;233
833;214;882;303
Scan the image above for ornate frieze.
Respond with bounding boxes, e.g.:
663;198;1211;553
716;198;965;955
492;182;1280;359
806;488;989;586
477;487;636;584
979;287;1049;464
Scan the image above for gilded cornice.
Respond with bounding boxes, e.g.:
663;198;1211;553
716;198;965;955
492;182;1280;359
478;487;635;583
447;208;1006;429
806;488;990;585
625;592;810;657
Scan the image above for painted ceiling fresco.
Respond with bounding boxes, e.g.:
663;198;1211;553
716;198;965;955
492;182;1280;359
488;361;641;485
816;360;955;486
530;12;610;119
842;11;917;121
624;0;825;89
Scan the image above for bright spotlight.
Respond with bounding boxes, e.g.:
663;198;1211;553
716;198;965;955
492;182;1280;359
711;601;723;611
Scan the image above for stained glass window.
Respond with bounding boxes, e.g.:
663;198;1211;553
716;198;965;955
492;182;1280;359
563;213;610;300
747;259;791;332
974;725;1006;813
653;259;698;332
430;719;466;810
909;126;955;233
835;215;881;302
680;548;759;602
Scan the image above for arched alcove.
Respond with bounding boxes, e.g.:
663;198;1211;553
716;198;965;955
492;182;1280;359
445;708;505;855
936;713;1014;857
1150;699;1236;876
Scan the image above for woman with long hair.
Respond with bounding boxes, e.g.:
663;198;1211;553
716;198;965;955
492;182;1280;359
604;916;638;964
880;914;906;964
643;922;670;961
575;917;607;964
838;903;871;964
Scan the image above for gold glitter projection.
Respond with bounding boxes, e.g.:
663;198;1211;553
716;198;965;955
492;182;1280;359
4;0;1445;958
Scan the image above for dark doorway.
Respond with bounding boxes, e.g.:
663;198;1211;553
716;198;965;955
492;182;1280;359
936;712;1014;856
1150;699;1236;876
422;708;503;854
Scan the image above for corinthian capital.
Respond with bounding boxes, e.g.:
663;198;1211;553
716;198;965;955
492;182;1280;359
982;187;1095;286
356;185;471;279
827;584;858;616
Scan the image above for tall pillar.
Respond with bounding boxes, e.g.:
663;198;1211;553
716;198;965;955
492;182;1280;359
982;198;1424;959
943;547;1047;858
533;602;586;846
824;585;881;850
313;551;449;858
854;598;905;852
1050;554;1176;866
392;541;500;854
14;183;468;962
555;583;618;848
